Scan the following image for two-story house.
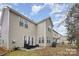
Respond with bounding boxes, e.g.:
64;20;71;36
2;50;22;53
0;6;63;50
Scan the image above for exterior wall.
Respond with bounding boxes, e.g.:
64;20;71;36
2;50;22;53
52;30;68;45
52;30;61;44
0;11;1;17
1;7;67;50
46;19;53;46
37;21;46;47
60;36;68;45
9;11;37;50
1;7;10;49
0;11;1;45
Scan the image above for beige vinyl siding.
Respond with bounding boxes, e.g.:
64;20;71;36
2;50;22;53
46;19;53;46
1;7;64;50
1;8;10;49
37;21;46;47
9;11;37;49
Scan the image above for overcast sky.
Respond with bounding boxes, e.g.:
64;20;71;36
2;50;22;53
0;3;73;36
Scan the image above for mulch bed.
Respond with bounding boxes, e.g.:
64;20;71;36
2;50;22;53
0;47;8;56
76;48;79;56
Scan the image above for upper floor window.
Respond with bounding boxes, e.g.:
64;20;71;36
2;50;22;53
19;17;28;28
24;19;28;28
19;20;23;27
25;23;28;28
48;27;51;32
19;17;24;27
48;27;50;31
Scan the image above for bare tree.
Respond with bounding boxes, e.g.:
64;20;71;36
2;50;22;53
65;4;79;45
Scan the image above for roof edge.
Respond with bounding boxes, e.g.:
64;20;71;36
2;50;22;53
37;16;53;26
4;6;37;25
52;29;64;37
2;6;53;26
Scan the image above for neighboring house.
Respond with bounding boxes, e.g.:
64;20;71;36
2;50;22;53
0;6;66;50
52;30;68;45
59;35;68;45
52;30;60;43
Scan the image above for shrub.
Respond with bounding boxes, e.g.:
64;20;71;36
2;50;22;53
36;44;39;47
52;42;57;47
62;42;64;45
14;47;20;50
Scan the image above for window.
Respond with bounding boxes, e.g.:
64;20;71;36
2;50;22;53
47;37;49;43
42;37;44;43
49;40;50;43
32;37;33;45
47;37;50;43
19;21;23;27
24;36;27;44
42;39;44;43
48;27;50;31
0;34;1;38
48;26;52;32
25;24;28;28
24;36;26;40
47;40;50;43
19;17;28;28
28;36;30;45
39;37;41;43
47;40;49;43
39;39;41;43
48;27;51;32
24;20;28;28
19;17;24;27
2;40;4;43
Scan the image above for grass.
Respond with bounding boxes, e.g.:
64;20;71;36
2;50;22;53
5;45;77;56
6;50;38;56
6;45;78;56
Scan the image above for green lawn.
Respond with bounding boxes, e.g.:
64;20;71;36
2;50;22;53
6;50;39;56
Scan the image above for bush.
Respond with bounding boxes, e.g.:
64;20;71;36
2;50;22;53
62;42;64;45
24;44;39;49
36;44;39;47
14;47;20;50
52;42;57;47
